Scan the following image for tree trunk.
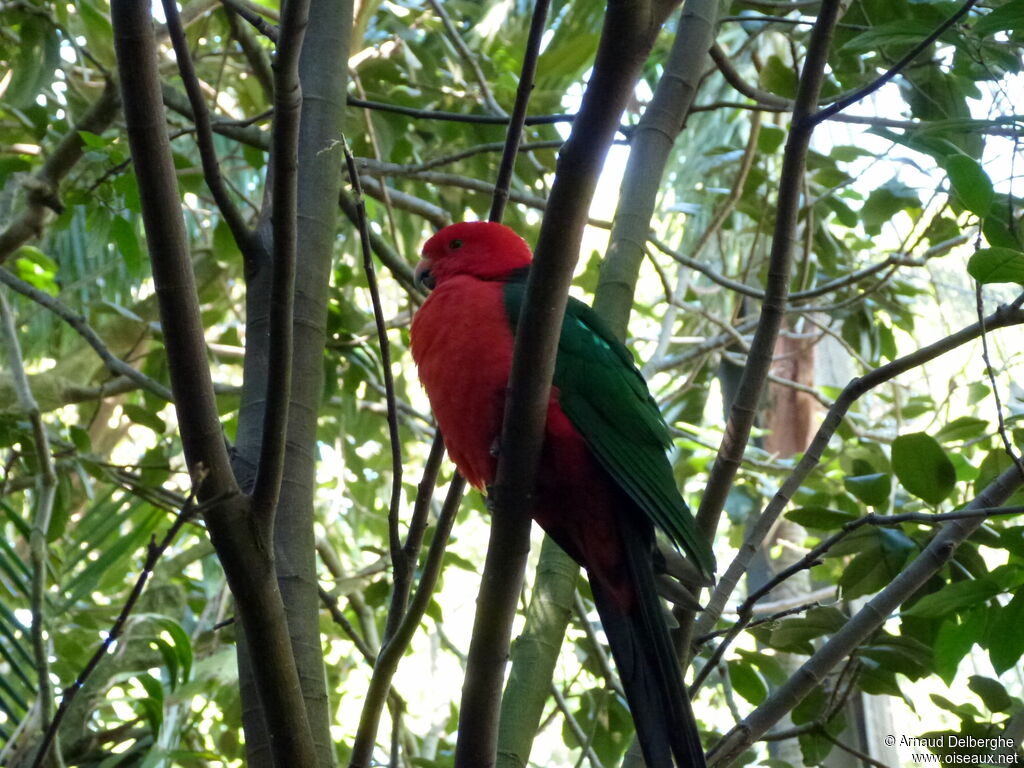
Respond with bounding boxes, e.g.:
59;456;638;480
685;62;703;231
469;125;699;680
233;3;353;765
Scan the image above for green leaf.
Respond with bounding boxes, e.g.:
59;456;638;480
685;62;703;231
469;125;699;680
857;658;903;696
78;130;112;149
862;180;921;236
859;633;932;679
967;248;1024;286
13;245;58;273
757;125;786;154
838;528;915;599
973;0;1024;36
967;675;1012;713
770;606;847;650
5;16;61;110
930;694;983;723
988;590;1024;674
798;729;835;765
844;473;891;506
903;578;1003;618
728;660;767;706
943;155;994;216
842;19;950;52
758;55;798;98
935;417;989;443
111;216;144;277
122;403;167;434
934;614;978;684
785;506;858;530
891;432;956;504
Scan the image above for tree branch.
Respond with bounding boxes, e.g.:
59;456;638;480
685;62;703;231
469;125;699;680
110;4;318;766
694;0;844;570
0;289;61;767
0;267;173;402
810;0;978;126
348;474;465;768
455;1;679;764
706;464;1024;767
488;0;551;223
692;301;1024;646
30;488;205;768
692;504;1024;692
161;0;253;248
248;0;310;523
0;82;120;264
342;141;406;615
496;535;579;768
594;0;721;337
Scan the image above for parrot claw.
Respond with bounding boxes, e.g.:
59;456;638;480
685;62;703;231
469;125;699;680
657;541;715;589
655;574;703;612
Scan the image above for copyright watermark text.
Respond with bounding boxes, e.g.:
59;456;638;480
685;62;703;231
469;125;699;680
884;734;1020;764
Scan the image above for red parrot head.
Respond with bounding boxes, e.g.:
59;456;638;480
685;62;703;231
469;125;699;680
414;221;533;290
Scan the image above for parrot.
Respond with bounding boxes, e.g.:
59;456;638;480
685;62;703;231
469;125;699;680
409;221;715;768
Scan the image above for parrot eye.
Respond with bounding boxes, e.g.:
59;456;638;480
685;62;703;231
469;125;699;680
450;239;463;250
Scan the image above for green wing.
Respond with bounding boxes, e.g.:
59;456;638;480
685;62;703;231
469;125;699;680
503;280;715;578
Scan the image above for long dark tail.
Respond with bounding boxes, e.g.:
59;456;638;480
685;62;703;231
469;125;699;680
589;515;706;768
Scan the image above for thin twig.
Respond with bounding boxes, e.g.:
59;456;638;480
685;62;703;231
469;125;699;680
319;586;376;664
221;0;279;42
162;0;252;248
710;43;791;109
811;0;978;125
30;488;211;768
489;0;552;223
693;302;1024;646
821;730;894;768
346;97;581;128
551;686;607;768
0;267;173;401
427;0;505;116
975;283;1024;481
348;475;465;768
694;600;823;645
381;435;446;643
707;465;1024;767
692;504;1024;691
693;0;845;597
343;139;406;613
0;83;120;264
0;289;62;767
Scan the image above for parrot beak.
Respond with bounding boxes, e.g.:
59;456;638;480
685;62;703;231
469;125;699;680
414;259;435;291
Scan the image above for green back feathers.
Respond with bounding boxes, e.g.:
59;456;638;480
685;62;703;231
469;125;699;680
502;279;715;578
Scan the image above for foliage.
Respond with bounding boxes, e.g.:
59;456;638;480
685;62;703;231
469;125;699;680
0;0;1022;766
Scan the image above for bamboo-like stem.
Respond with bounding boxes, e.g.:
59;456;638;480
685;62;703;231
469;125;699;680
594;0;722;337
496;536;580;768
